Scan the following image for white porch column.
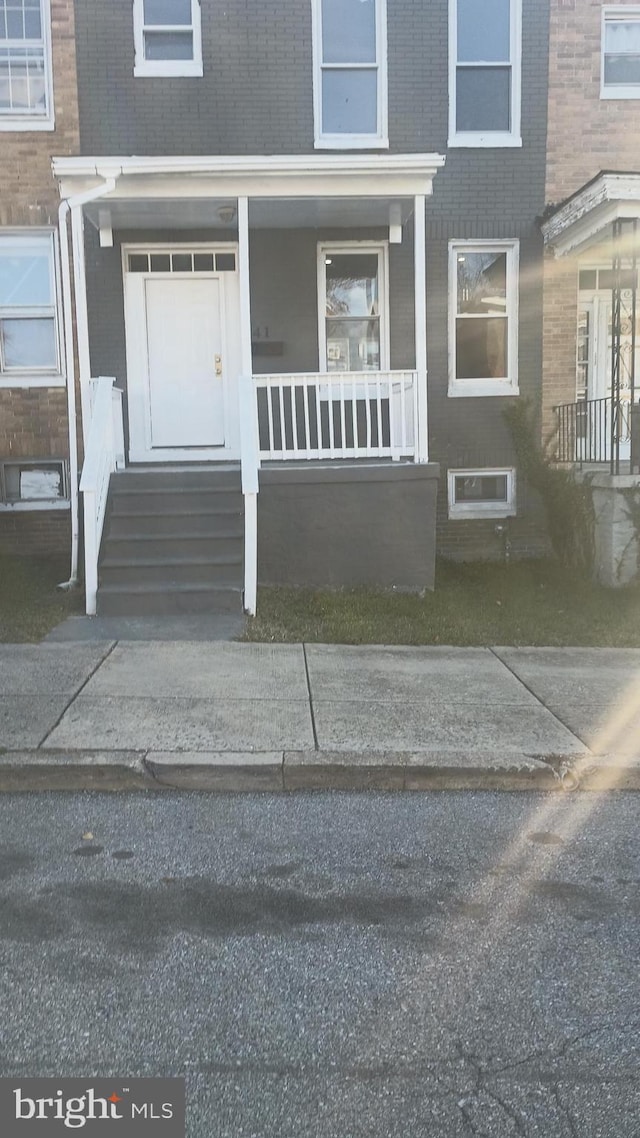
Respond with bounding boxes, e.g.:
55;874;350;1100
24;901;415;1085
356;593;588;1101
414;194;429;463
70;204;93;448
238;196;259;615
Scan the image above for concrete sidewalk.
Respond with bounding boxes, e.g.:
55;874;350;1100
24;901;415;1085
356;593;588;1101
1;641;640;790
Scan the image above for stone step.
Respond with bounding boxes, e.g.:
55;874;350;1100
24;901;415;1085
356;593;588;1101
105;510;243;538
112;467;241;492
97;583;243;617
109;488;243;514
100;555;243;589
102;533;244;560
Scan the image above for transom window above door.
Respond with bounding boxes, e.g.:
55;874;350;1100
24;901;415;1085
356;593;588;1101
0;0;53;130
449;0;522;147
312;0;388;148
127;250;236;273
319;245;388;372
133;0;203;78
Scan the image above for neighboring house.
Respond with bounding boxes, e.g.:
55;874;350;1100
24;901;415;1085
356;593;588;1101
8;1;552;612
542;0;640;472
0;0;80;557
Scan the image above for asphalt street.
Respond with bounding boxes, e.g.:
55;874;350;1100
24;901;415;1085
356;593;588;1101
0;791;638;1137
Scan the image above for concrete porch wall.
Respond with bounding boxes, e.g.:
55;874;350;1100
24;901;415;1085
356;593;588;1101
585;473;640;588
257;462;439;590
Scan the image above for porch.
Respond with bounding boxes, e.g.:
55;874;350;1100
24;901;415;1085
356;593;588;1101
53;154;445;614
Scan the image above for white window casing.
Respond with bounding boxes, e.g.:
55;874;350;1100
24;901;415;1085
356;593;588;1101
448;239;519;398
134;0;203;78
601;6;640;99
317;241;390;373
312;0;388;149
448;0;522;147
0;0;54;130
0;230;64;388
0;458;69;510
448;467;516;519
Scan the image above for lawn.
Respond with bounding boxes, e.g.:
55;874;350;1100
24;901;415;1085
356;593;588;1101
244;559;640;647
0;555;83;642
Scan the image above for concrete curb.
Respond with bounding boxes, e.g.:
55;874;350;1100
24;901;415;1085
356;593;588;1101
1;748;637;792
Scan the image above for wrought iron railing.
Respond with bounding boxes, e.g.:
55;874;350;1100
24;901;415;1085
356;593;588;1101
554;397;632;470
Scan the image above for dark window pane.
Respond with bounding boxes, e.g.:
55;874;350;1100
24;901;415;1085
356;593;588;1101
456;66;511;132
143;0;192;27
2;317;57;368
605;20;640;53
322;0;376;64
455;474;508;503
457;0;510;63
456;316;508;379
144;30;193;60
326;254;379;317
578;269;597;290
129;254;149;272
322;68;378;134
24;8;41;38
326;317;381;371
6;8;24;38
193;253;214;271
598;269;638;290
604;53;640;85
172;253;192;271
457;252;507;315
150;254;171;272
215;253;236;272
0;244;51;305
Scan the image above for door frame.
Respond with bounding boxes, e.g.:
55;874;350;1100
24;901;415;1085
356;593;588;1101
122;242;241;463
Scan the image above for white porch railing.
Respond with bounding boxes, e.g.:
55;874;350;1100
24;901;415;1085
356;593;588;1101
238;372;261;616
255;371;418;461
80;376;125;615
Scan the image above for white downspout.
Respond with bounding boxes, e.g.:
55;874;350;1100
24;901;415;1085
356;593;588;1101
57;177;118;589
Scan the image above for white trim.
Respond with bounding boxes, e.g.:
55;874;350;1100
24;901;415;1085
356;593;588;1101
414;194;428;463
0;0;55;131
601;6;640;99
448;239;519;398
0;500;69;512
53;153;445;179
448;467;516;519
542;172;640;256
133;0;203;78
317;241;390;374
312;0;388;149
448;0;522;148
0;228;64;384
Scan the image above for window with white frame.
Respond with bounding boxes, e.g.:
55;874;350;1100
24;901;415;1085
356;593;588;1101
448;468;516;518
449;0;521;146
601;7;640;98
449;241;519;397
134;0;202;77
0;0;53;129
312;0;388;148
0;458;68;509
318;244;388;372
0;233;61;383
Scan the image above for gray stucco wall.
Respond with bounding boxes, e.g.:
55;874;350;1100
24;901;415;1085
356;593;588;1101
258;462;440;589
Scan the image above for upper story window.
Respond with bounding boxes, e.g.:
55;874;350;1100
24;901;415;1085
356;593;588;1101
0;232;62;387
134;0;203;78
448;241;519;398
0;0;53;131
312;0;388;149
601;7;640;99
449;0;521;147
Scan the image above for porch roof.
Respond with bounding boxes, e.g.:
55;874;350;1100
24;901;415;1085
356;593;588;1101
52;152;446;213
542;171;640;257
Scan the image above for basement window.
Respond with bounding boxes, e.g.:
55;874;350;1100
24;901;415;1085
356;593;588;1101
0;459;68;510
448;468;516;519
133;0;203;78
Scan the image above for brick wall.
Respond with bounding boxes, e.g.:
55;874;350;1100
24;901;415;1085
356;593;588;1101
0;0;80;555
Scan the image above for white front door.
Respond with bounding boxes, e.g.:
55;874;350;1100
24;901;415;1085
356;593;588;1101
145;277;225;449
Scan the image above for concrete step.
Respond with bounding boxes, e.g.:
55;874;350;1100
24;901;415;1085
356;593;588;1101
102;534;244;560
109;488;243;514
97;583;243;617
100;555;243;589
106;509;242;537
112;467;241;492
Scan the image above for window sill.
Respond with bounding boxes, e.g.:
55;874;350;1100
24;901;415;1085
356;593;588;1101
0;500;69;512
600;87;640;100
448;133;522;149
0;375;65;389
449;505;516;520
448;381;519;399
315;136;390;150
0;115;55;132
134;61;203;78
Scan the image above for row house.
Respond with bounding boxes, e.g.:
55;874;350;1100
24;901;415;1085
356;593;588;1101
2;0;551;614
